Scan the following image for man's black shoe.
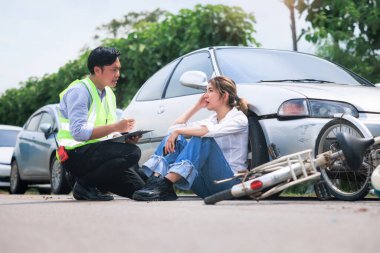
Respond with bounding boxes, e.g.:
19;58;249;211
132;176;177;201
73;181;114;201
128;164;148;184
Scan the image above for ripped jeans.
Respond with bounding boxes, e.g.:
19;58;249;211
142;135;240;198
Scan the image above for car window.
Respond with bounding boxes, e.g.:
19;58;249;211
137;59;179;101
25;114;42;131
39;112;55;132
164;52;214;98
0;130;20;147
215;48;365;85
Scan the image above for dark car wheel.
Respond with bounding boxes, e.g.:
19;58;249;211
50;156;72;194
248;116;269;169
9;160;27;194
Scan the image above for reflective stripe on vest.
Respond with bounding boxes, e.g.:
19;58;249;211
57;78;117;149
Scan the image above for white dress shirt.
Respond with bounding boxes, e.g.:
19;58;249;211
169;107;249;173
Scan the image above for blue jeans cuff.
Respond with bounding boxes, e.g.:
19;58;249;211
143;154;169;176
168;160;198;190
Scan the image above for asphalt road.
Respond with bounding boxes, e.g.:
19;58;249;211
0;194;379;253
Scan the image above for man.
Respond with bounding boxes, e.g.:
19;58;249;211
57;46;144;201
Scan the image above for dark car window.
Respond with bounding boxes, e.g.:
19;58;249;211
164;52;214;98
137;59;179;101
216;48;366;85
0;130;20;147
25;114;42;131
39;112;55;132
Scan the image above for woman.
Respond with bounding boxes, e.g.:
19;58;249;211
133;76;249;201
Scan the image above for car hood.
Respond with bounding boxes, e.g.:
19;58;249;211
238;83;380;115
0;147;14;164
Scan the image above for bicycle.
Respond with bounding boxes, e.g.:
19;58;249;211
314;114;380;200
204;130;380;204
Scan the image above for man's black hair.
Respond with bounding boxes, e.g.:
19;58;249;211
87;46;121;74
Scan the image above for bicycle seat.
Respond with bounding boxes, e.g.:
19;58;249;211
336;132;374;171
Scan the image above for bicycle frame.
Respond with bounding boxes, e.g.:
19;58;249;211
205;133;380;204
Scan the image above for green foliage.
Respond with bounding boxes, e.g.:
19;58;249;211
0;54;88;126
94;8;168;40
107;4;259;106
304;0;380;83
0;4;258;125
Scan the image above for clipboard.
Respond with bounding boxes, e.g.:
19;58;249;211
109;130;153;143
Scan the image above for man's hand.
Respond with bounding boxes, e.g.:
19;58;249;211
125;134;142;144
115;118;135;133
91;118;135;140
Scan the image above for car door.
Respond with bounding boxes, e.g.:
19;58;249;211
124;59;180;162
150;51;215;153
31;110;56;178
17;112;42;177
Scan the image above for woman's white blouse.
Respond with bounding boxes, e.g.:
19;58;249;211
169;107;249;173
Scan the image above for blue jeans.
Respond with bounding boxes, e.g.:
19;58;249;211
142;135;240;198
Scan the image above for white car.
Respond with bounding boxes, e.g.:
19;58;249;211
124;46;380;199
0;124;22;181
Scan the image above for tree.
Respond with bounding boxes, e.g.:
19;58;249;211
0;4;259;125
304;0;380;83
282;0;309;51
93;8;168;41
106;4;259;106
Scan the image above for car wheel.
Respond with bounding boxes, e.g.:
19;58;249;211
248;116;269;169
50;156;72;194
315;118;371;201
9;160;27;194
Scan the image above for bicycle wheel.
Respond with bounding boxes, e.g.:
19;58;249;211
315;118;371;201
204;189;234;205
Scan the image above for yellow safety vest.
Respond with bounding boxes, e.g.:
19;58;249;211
57;78;117;150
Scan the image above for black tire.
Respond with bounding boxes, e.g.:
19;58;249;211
9;160;27;194
315;118;371;201
50;156;72;194
248;116;269;169
204;189;234;205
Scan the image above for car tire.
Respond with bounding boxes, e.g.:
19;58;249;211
50;156;72;194
314;118;371;201
9;160;27;194
248;116;269;168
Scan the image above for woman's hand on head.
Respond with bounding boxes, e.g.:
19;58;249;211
195;93;207;110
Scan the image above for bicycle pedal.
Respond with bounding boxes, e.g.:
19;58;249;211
314;180;332;200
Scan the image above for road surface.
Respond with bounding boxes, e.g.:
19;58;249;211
0;194;379;253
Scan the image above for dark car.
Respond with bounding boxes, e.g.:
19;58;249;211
10;104;72;194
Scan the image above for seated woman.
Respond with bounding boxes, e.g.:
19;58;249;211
133;76;249;201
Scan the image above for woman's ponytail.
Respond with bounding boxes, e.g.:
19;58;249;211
235;97;248;115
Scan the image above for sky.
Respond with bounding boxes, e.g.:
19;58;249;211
0;0;315;95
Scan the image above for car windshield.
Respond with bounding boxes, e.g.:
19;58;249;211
215;48;367;86
0;130;20;147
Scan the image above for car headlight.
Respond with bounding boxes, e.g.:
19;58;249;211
278;99;309;118
309;99;358;118
278;99;358;118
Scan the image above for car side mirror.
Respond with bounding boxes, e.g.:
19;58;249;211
40;123;53;139
180;71;208;90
